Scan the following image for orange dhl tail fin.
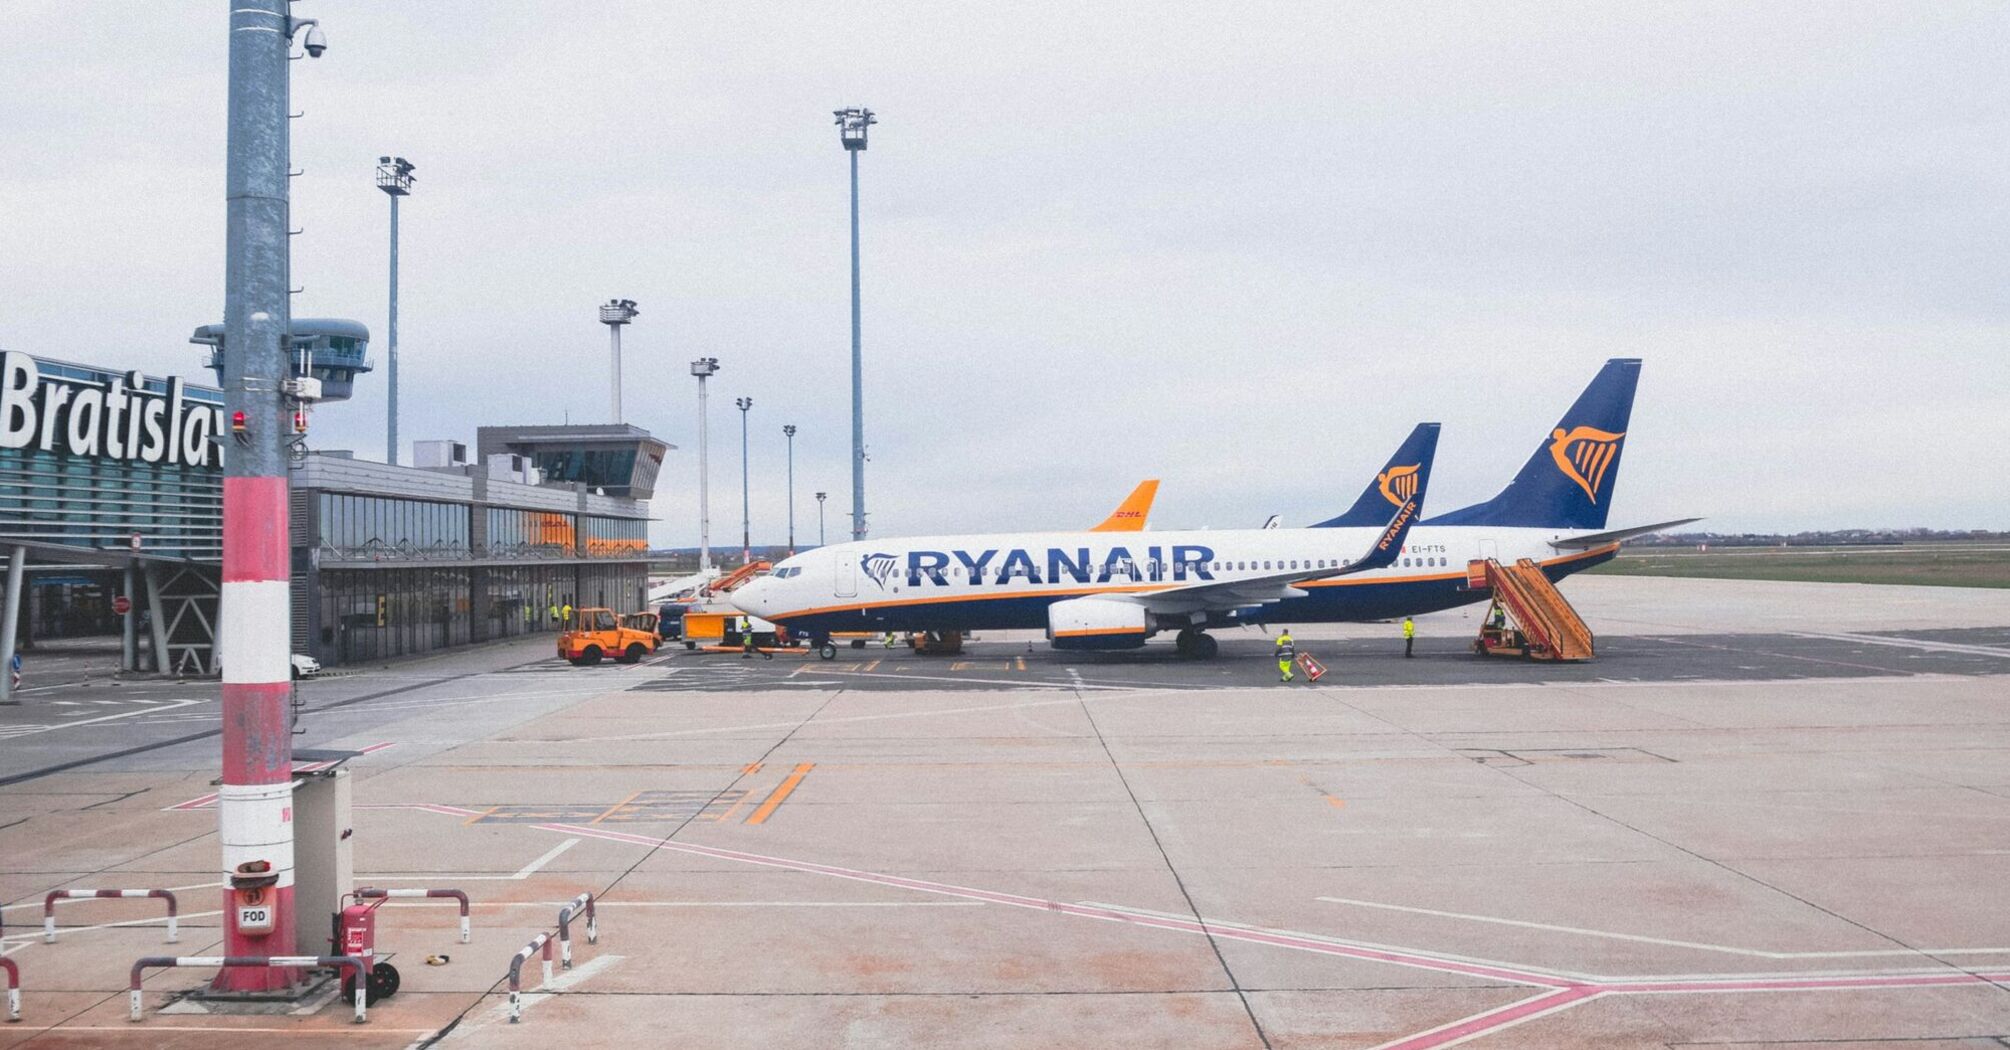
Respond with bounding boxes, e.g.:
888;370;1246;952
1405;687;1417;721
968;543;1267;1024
1088;479;1159;532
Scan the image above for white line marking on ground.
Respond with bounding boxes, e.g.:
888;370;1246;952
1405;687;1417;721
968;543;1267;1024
365;838;580;881
437;953;623;1040
552;690;1178;744
1314;896;2010;959
1791;631;2010;659
0;698;205;739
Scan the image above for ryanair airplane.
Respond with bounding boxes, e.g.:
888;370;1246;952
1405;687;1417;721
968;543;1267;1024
732;360;1692;659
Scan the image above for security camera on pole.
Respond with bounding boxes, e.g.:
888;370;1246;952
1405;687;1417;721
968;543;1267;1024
213;0;325;994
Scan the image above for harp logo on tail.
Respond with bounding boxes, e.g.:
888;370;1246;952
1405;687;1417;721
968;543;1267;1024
1548;426;1625;503
1377;464;1421;508
860;552;900;590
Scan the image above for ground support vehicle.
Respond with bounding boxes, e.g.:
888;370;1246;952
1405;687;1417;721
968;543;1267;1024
558;608;659;666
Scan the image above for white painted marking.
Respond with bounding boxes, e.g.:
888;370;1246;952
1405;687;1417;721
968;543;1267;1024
1792;631;2010;659
1314;896;2010;960
364;837;580;882
0;698;204;739
438;953;623;1039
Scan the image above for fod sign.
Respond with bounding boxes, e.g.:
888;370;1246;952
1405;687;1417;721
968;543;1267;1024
0;351;225;468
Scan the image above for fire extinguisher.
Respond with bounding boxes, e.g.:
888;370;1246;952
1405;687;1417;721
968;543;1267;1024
334;894;401;1004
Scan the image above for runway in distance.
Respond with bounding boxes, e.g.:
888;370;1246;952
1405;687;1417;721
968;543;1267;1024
732;360;1696;658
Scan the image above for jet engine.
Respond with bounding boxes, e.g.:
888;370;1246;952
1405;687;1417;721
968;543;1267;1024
1046;597;1149;651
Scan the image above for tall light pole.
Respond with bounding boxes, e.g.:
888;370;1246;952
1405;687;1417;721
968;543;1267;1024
835;106;875;541
736;397;753;565
783;425;797;555
691;358;718;573
213;0;324;994
375;156;413;464
815;491;827;547
600;299;637;422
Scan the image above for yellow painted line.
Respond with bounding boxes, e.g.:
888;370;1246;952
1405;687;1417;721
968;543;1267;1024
463;805;500;826
950;661;970;671
741;761;764;775
1016;657;1027;671
590;790;643;825
1324;796;1346;809
745;763;815;825
863;659;881;672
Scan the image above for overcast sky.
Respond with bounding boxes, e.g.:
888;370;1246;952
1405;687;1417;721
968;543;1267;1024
4;2;2006;544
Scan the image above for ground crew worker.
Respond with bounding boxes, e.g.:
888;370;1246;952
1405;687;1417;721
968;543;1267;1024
1403;616;1416;658
883;631;898;649
1275;628;1296;683
561;602;573;626
548;602;560;627
742;619;774;661
1489;603;1507;630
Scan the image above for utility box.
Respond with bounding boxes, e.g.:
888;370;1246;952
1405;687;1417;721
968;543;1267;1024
293;767;353;952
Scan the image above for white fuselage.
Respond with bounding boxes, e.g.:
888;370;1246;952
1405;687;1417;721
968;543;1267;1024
731;524;1615;634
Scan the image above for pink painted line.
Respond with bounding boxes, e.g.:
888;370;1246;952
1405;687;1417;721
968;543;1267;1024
1372;986;1603;1050
528;821;1570;988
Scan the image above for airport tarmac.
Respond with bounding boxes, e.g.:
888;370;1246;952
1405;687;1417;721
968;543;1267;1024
2;574;2008;1048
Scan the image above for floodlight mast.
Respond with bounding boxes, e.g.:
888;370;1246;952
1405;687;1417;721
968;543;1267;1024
600;299;638;422
375;156;413;463
691;358;719;573
736;397;753;565
834;106;875;541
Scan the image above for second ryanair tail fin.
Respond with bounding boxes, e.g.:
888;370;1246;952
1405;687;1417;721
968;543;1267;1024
1425;359;1641;531
1312;423;1442;529
1089;480;1159;532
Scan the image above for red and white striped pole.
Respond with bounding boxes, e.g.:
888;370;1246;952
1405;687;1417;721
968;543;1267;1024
213;0;302;993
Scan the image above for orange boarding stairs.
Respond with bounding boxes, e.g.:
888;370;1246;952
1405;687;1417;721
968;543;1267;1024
705;560;772;597
1469;558;1596;661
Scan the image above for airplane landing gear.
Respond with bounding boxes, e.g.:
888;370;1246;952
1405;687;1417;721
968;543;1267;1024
1174;629;1218;660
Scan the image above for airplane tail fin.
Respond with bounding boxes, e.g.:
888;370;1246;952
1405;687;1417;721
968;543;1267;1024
1425;359;1640;531
1089;480;1159;532
1313;423;1442;529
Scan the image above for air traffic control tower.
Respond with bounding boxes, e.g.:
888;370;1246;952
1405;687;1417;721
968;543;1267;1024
476;424;670;500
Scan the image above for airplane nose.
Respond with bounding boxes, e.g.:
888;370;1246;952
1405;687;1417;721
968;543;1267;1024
730;577;773;617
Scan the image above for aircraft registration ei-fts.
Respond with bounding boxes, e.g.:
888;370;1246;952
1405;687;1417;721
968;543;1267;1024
731;359;1696;660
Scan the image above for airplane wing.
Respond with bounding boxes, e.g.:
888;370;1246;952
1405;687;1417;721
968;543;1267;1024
1547;517;1701;549
1088;480;1160;532
1133;424;1439;616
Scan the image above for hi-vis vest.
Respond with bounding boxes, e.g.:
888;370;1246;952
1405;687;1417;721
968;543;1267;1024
1275;635;1295;658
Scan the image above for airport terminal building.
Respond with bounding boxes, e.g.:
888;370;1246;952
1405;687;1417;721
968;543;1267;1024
0;341;668;681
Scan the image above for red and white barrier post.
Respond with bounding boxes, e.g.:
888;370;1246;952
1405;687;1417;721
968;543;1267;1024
132;956;367;1023
354;888;472;943
43;889;179;943
1;956;19;1022
506;933;554;1023
212;0;304;993
557;892;597;969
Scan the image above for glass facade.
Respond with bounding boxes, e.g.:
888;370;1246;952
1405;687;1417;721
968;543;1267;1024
486;507;575;558
0;358;224;560
301;483;650;667
317;493;470;561
314;567;473;663
582;515;647;558
1;448;223;557
527;448;637;489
